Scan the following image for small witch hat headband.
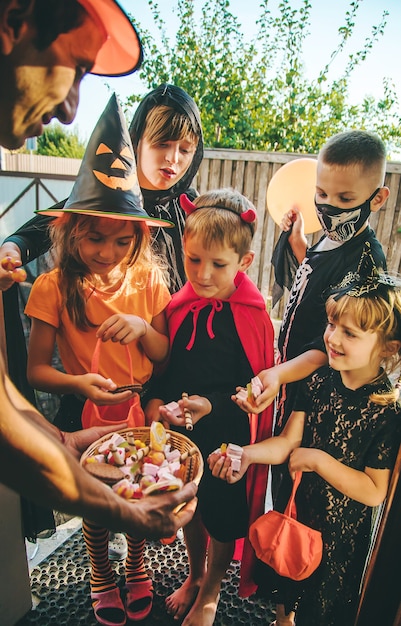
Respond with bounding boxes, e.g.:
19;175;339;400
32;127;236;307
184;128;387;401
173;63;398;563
330;242;399;300
180;193;257;231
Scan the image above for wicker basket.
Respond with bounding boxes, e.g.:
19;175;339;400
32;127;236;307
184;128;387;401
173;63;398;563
80;427;203;492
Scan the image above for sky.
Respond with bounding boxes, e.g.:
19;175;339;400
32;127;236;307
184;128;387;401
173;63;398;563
71;0;401;147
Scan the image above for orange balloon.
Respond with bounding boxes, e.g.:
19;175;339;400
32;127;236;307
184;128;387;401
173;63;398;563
266;158;322;234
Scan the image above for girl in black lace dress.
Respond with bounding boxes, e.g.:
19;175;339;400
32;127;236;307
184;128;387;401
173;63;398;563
209;260;401;626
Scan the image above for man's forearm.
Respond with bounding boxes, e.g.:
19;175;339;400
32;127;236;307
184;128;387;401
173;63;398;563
0;365;198;538
0;408;197;538
0;390;155;535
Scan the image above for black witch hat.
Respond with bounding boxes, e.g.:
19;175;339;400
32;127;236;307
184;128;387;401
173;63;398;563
36;94;173;228
329;242;399;300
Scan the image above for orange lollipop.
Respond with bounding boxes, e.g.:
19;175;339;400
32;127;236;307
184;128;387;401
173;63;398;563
1;256;27;282
1;256;15;271
266;158;321;234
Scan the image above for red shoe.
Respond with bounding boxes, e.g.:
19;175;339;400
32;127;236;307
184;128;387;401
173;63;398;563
125;579;153;622
91;588;126;626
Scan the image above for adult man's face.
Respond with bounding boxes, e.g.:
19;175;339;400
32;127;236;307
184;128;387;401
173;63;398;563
0;8;105;149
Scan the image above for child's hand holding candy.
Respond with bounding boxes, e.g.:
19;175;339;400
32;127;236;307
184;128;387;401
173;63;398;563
232;372;280;414
160;394;212;428
208;442;248;484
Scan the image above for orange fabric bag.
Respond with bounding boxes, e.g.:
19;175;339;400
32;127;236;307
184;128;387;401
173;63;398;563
249;471;323;581
81;338;145;429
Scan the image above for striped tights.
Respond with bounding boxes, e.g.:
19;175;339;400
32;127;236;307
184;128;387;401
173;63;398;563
82;519;150;592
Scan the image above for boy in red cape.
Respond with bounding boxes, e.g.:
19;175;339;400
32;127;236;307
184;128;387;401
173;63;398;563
145;189;275;624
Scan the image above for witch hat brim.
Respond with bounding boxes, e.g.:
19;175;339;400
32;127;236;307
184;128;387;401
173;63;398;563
36;93;173;229
36;206;173;228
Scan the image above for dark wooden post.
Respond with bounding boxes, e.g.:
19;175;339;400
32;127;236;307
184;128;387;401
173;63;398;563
0;293;32;624
355;445;401;626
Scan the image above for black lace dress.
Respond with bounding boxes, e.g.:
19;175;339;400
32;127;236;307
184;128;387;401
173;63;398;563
255;366;401;626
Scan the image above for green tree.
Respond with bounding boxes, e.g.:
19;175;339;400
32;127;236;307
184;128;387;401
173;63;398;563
35;124;86;158
127;0;401;155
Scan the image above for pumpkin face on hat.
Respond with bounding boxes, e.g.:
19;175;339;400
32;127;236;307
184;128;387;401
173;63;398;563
93;142;139;191
34;94;173;227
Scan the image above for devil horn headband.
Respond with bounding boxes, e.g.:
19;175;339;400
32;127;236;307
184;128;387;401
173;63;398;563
180;193;257;224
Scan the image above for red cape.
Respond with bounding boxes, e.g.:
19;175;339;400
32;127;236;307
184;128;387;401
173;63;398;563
167;272;275;597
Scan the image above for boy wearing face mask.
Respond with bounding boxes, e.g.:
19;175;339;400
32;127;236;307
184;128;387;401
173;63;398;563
273;130;389;428
234;131;389;436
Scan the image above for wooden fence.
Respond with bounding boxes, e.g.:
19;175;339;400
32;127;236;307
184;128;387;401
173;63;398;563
2;149;401;317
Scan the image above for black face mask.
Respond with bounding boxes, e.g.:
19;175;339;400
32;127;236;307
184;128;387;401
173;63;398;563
315;188;380;243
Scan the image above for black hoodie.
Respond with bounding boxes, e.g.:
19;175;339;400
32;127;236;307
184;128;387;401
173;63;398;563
130;83;204;292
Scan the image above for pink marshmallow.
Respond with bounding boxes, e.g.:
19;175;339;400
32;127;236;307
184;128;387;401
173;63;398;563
165;448;181;463
163;401;182;417
142;462;159;476
226;443;243;472
107;446;125;466
235;388;248;402
98;433;125;455
251;375;263;398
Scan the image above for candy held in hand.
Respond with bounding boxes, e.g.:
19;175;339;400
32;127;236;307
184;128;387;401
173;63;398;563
11;267;27;282
182;392;193;431
236;375;264;404
163;401;181;417
226;443;243;472
1;256;16;271
246;383;253;401
1;256;27;282
251;376;263;398
211;442;242;471
162;394;193;431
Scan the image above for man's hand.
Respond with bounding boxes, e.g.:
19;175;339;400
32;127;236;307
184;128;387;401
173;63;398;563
127;482;198;540
63;427;199;538
0;243;24;291
63;424;129;459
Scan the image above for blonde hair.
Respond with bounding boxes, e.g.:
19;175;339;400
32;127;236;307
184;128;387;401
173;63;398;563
325;289;401;405
183;188;257;259
49;214;153;330
143;105;199;147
